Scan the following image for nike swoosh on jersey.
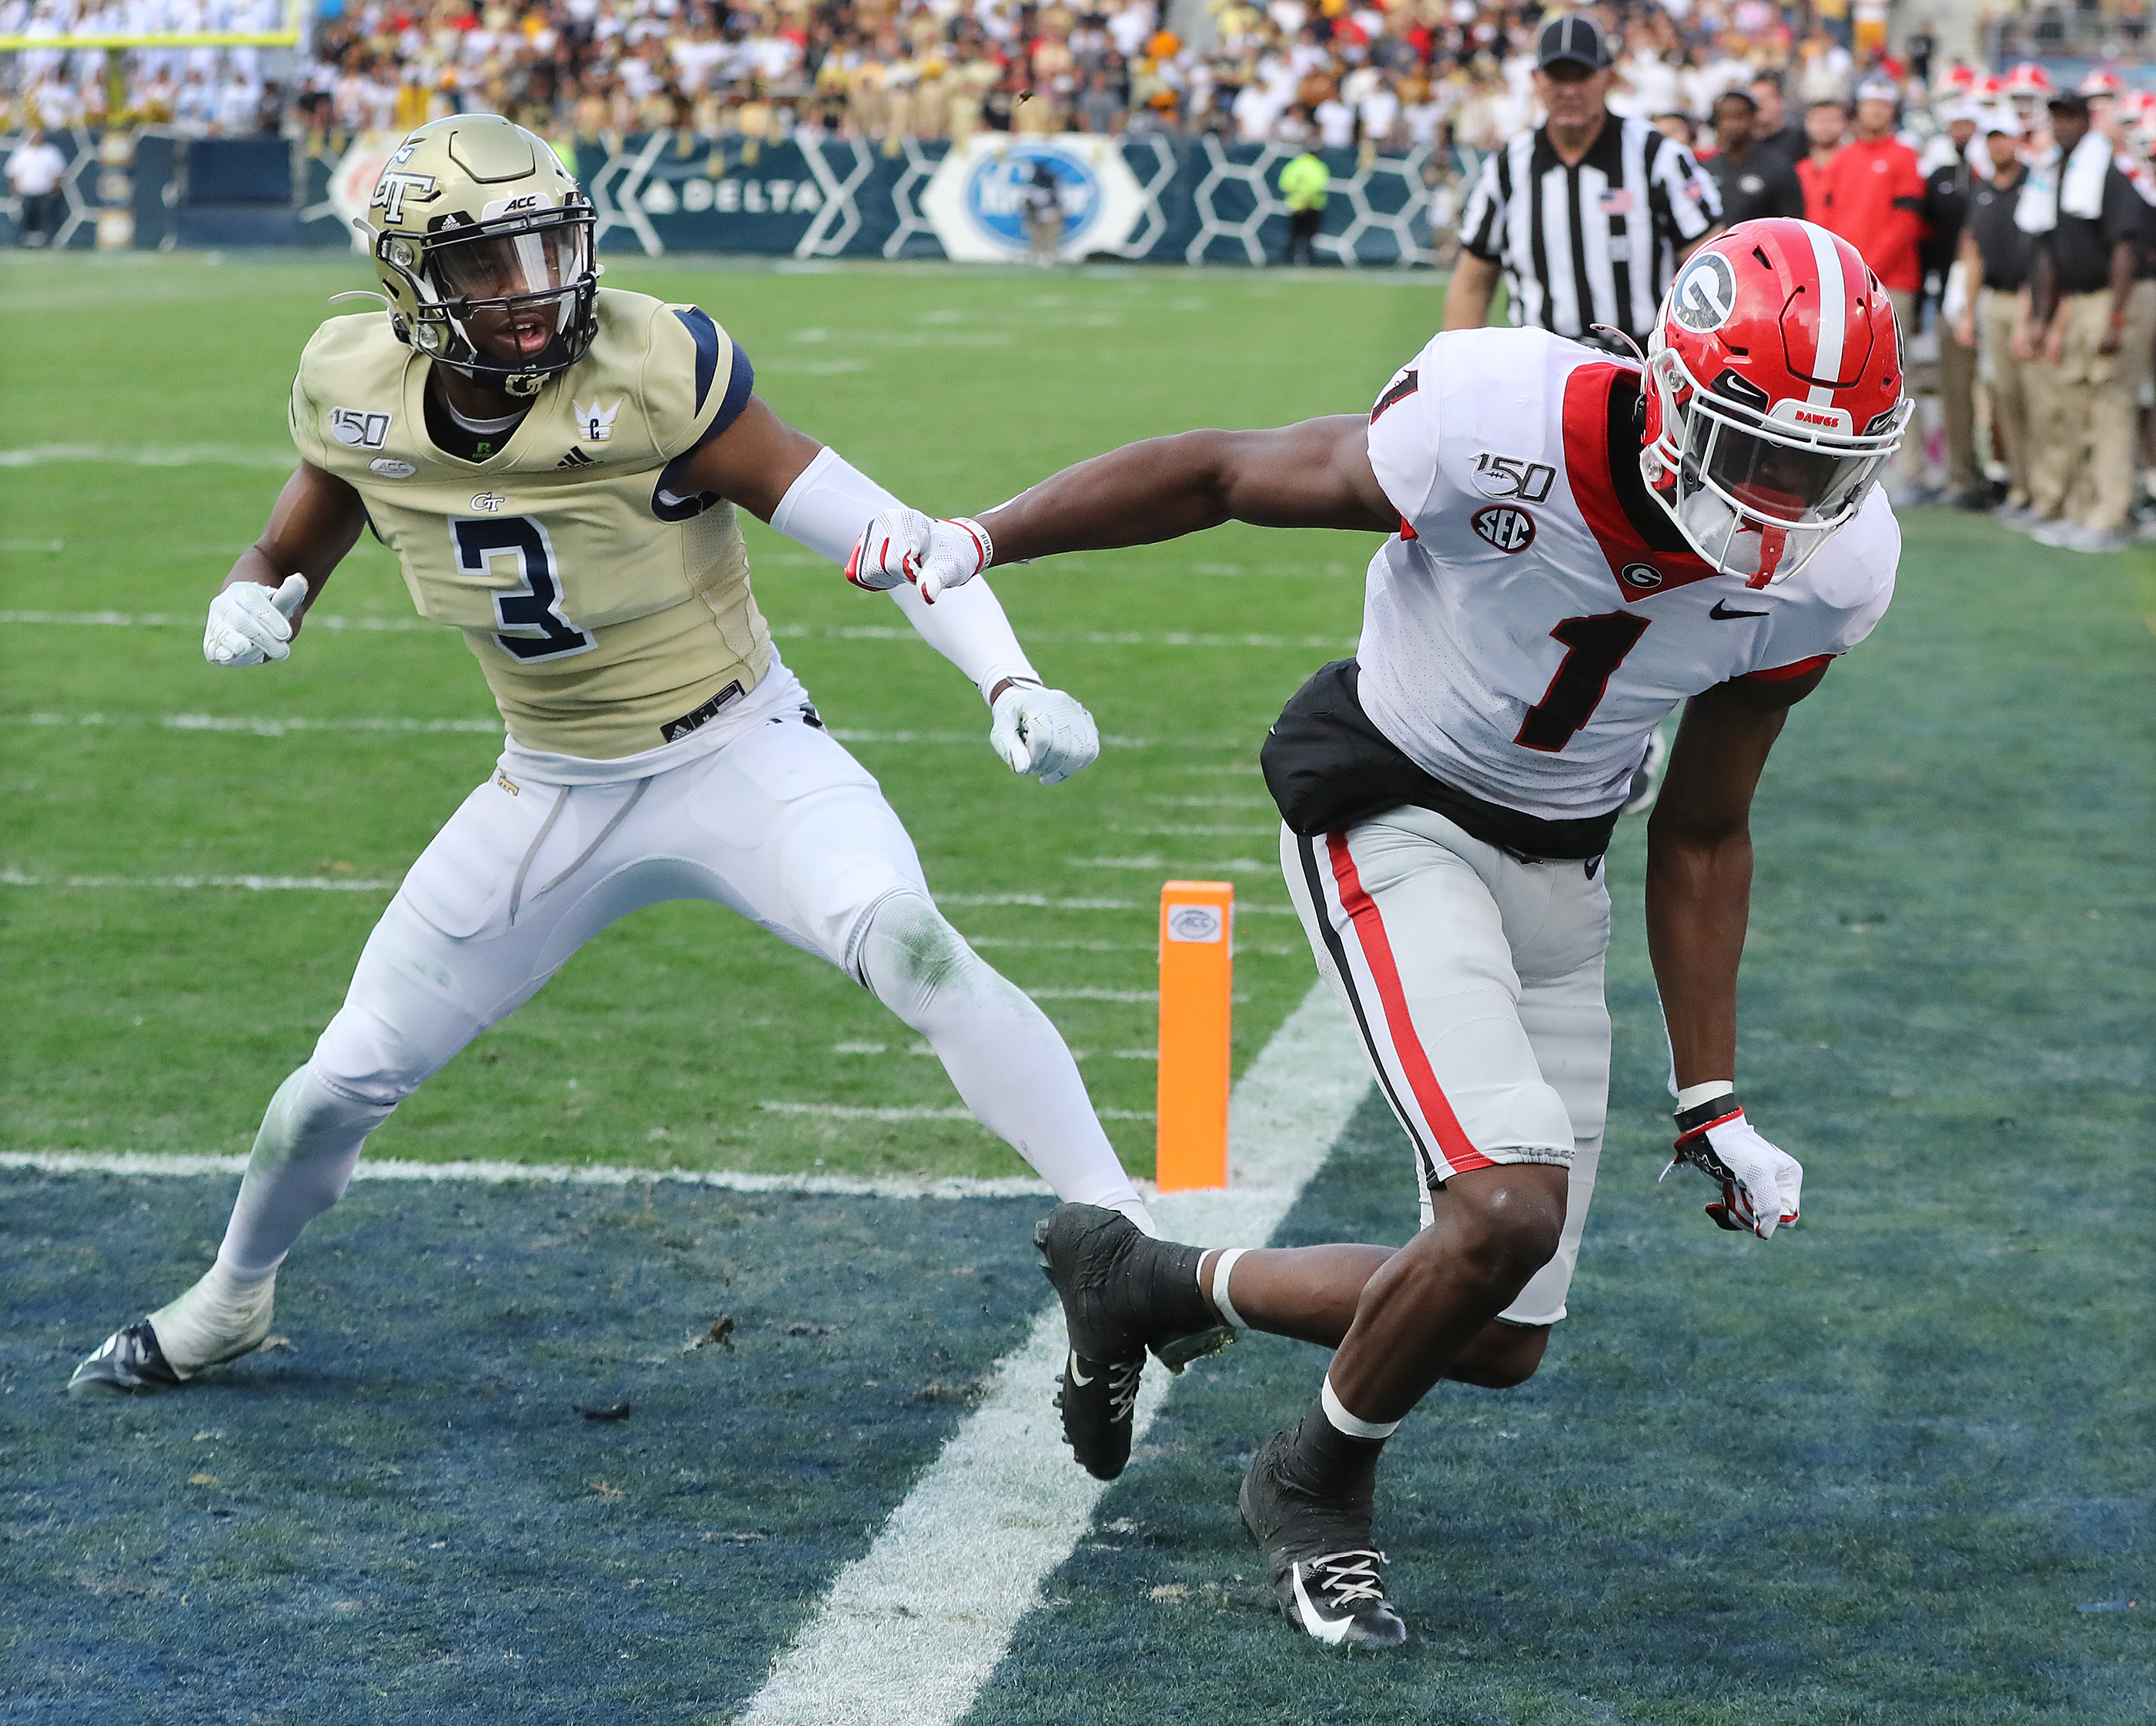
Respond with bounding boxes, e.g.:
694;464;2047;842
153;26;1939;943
1067;1352;1096;1386
1290;1564;1359;1645
1709;600;1770;618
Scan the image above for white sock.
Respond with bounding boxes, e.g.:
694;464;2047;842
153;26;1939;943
859;894;1148;1222
213;1064;393;1279
1210;1246;1250;1329
1321;1373;1401;1441
149;1261;276;1374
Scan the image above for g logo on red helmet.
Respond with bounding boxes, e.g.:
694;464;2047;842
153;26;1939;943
1671;251;1738;333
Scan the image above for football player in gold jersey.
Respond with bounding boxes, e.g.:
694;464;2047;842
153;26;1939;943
70;112;1168;1395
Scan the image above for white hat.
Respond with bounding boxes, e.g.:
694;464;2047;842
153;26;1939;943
1983;106;2026;138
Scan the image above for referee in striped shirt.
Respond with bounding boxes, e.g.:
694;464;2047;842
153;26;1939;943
1448;15;1723;351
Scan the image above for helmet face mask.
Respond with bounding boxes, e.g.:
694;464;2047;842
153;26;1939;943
365;118;600;398
1640;219;1911;586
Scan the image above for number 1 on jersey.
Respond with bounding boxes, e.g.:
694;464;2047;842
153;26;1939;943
1515;612;1651;752
452;515;597;662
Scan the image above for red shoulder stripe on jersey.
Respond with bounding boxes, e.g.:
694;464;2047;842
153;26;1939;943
1325;831;1492;1175
1371;369;1420;423
1745;653;1833;682
1558;362;1718;602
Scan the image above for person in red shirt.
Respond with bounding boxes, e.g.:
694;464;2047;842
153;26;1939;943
1817;76;1931;496
1796;98;1849;220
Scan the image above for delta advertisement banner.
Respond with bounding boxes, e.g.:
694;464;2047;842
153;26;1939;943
3;126;1440;267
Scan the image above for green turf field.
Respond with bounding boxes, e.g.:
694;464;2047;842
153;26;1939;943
1;253;1446;1181
2;254;2151;1721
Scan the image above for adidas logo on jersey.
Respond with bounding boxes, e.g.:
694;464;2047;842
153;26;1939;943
557;447;596;468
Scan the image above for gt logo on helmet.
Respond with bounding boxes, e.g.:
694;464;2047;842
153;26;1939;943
372;170;439;224
1671;252;1738;333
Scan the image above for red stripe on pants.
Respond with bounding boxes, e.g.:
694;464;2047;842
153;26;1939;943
1326;831;1492;1174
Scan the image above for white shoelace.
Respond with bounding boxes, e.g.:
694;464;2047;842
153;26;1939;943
1308;1550;1388;1607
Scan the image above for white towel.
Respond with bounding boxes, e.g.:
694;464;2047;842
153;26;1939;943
2017;132;2114;232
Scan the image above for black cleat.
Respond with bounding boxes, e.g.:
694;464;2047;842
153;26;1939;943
1033;1204;1235;1480
68;1321;186;1399
1240;1426;1408;1649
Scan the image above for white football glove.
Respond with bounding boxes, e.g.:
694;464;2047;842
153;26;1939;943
989;682;1099;786
845;509;992;604
203;574;309;667
1661;1101;1803;1240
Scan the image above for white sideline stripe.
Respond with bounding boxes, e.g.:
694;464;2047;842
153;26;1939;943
1078;855;1279;875
736;982;1369;1726
0;1148;1054;1202
758;1101;1157;1124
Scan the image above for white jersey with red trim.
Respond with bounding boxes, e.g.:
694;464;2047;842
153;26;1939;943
1356;326;1899;822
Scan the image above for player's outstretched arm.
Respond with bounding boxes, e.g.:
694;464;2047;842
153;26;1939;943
205;461;368;666
1644;664;1828;1239
680;394;1100;784
976;415;1398;567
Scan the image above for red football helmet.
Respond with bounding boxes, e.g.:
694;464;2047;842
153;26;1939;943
1642;219;1911;587
2003;62;2054;102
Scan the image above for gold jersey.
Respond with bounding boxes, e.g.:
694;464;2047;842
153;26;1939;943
290;288;771;760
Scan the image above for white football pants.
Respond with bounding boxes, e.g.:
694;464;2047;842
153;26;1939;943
1282;807;1611;1326
212;685;1146;1282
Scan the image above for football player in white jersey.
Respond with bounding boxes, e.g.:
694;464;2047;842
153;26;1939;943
847;218;1910;1646
69;113;1184;1396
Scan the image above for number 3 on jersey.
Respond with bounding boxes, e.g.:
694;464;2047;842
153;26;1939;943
452;516;597;662
1516;612;1651;752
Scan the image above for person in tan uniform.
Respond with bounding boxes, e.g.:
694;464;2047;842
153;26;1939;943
2022;89;2156;552
69;114;1168;1397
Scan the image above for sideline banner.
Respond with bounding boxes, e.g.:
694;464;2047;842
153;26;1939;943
5;126;1441;267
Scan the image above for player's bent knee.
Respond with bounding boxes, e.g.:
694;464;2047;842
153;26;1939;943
1445;1320;1551;1389
1441;1165;1569;1292
858;890;1026;1024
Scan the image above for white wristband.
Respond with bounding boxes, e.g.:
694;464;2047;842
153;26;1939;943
1675;1080;1738;1111
1210;1246;1249;1330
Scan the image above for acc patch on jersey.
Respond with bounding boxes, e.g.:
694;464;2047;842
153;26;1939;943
1471;504;1538;554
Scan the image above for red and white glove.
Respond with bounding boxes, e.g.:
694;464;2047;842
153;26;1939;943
1660;1094;1803;1240
845;510;993;604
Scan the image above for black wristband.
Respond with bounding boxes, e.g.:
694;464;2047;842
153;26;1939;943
1673;1094;1745;1138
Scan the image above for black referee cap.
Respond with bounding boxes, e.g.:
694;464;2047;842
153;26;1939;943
1537;14;1612;72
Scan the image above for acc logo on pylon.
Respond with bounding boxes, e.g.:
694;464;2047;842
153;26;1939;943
1471;504;1538;553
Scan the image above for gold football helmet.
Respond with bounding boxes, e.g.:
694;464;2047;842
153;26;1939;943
363;113;598;397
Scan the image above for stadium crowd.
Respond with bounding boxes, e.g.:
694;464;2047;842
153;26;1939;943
0;0;2012;152
9;0;2156;543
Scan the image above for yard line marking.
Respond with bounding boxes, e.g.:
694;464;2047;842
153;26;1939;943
0;870;1309;914
1;869;403;892
0;444;298;469
0;610;1351;654
758;1101;1157;1123
0;1149;1054;1201
1077;854;1280;875
735;981;1369;1726
6;712;504;736
0;709;1164;751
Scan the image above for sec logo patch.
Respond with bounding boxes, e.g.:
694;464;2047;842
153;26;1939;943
1471;504;1537;553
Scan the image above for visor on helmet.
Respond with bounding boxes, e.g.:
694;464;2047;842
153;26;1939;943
428;219;590;310
1647;346;1910;585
